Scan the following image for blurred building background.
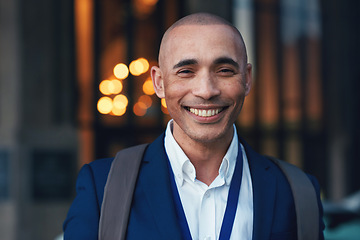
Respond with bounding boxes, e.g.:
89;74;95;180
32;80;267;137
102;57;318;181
0;0;359;239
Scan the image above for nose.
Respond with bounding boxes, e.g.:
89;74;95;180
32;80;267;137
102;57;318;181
191;72;221;100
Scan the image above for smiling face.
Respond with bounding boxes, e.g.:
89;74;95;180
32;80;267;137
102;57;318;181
151;23;252;146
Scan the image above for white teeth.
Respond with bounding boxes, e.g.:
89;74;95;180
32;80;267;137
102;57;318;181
189;108;222;117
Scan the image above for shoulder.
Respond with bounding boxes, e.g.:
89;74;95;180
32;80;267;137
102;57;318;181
83;135;163;199
240;137;303;205
63;158;115;239
75;157;114;194
239;136;316;185
87;157;114;179
81;157;115;189
239;137;289;182
76;158;114;206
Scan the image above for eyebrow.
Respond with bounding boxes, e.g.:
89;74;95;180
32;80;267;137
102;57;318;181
173;59;198;69
172;57;240;70
213;57;239;68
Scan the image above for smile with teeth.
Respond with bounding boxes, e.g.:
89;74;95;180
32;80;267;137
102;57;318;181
188;107;224;117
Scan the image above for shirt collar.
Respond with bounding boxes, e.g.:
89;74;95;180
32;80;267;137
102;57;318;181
164;120;239;187
222;128;238;185
164;120;190;186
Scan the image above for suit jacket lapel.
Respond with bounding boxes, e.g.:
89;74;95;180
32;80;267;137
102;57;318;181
241;139;277;240
137;134;183;240
136;134;278;240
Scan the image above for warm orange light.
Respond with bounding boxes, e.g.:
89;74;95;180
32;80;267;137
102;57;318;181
111;80;123;94
138;58;149;73
143;79;155;95
99;80;112;95
129;60;142;76
112;105;126;116
113;63;129;79
99;79;123;95
113;94;128;109
161;98;168;114
97;97;113;114
161;105;169;114
142;0;158;6
133;102;147;116
161;98;167;108
138;95;152;108
129;58;149;76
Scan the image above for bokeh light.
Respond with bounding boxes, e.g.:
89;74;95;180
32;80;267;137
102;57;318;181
161;98;169;114
142;78;155;95
99;79;123;95
97;97;113;114
138;95;152;108
111;80;123;94
138;58;149;72
113;94;128;109
99;80;112;95
129;58;149;76
99;59;154;116
133;102;148;116
113;63;129;79
112;105;127;116
161;98;167;108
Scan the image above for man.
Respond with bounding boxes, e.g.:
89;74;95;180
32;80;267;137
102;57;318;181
64;13;324;239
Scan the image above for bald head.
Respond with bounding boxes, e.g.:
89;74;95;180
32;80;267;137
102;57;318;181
168;12;234;31
158;13;248;68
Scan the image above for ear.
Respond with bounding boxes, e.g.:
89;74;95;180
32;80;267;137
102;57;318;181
244;63;253;96
151;66;165;98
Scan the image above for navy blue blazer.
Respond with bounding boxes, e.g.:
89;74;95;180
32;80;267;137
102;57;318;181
63;134;324;239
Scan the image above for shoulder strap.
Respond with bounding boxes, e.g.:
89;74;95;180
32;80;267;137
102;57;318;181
268;157;319;240
98;145;319;240
99;143;149;240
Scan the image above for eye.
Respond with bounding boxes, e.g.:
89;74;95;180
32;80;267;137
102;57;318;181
217;68;236;77
176;69;195;78
219;68;234;73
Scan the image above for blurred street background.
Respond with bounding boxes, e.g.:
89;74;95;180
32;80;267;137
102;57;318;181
0;0;359;239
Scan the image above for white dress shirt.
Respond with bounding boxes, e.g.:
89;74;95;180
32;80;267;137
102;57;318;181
164;120;253;240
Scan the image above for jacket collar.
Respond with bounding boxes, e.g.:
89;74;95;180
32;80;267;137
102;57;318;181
239;138;277;240
139;134;277;240
138;134;183;239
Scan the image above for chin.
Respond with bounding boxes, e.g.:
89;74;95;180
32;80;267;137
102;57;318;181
189;130;229;144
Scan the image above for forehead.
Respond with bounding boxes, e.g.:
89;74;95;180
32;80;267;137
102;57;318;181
160;24;244;67
166;24;240;49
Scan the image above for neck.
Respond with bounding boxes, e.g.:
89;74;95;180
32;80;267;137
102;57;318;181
189;143;228;185
172;125;233;186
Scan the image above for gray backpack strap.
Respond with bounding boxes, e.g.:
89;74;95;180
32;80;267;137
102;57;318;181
99;143;149;240
268;157;319;240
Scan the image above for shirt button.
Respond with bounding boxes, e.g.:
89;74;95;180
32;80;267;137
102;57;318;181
203;236;211;240
204;192;210;198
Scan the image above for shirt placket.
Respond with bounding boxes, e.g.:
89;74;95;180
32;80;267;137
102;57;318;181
198;187;216;240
